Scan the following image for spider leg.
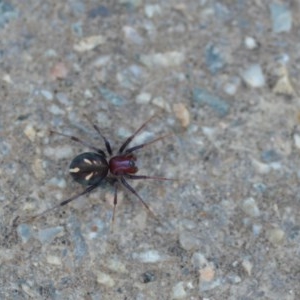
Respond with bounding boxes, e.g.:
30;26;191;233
125;174;172;181
83;114;113;155
125;133;173;154
118;115;156;154
23;183;100;223
120;177;160;223
112;182;118;223
50;130;106;157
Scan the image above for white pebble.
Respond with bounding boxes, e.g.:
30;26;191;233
241;64;265;88
132;250;165;263
244;36;258;49
241;197;260;217
136;92;152;104
96;272;115;287
172;282;187;299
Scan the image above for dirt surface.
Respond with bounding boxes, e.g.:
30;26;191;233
1;1;300;299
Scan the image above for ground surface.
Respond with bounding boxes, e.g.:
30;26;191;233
1;1;300;299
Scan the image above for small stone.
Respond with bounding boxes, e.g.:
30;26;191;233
144;4;162;18
99;87;125;106
193;88;229;117
172;282;187;299
205;44;224;74
46;255;62;266
50;62;69;80
179;231;200;251
152;96;168;110
140;51;185;68
244;36;258;50
141;271;156;283
123;26;144;44
241;64;265;88
47;104;65;115
136;92;152;104
224;77;240;95
272;66;295;96
132;250;165;263
270;3;292;33
40;90;53;101
266;228;285;246
261;149;281;163
241;259;253;276
191;252;208;269
106;258;127;273
24;124;36;142
37;226;64;244
293;133;300;149
241;197;260;218
96;272;115;287
252;158;271;174
32;158;46;179
17;224;32;243
84;89;93;99
118;0;142;8
74;35;106;52
56;92;71;106
173;103;190;128
199;265;215;282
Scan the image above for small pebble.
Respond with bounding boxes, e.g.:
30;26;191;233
191;252;208;269
193;88;229;117
132;250;165;263
241;197;260;218
261;149;281;163
293;134;300;149
140;51;185;68
270;3;292;33
17;224;32;243
106;258;127;273
141;271;156;283
252;158;271;174
0;139;11;156
199;265;215;282
74;35;106;52
241;64;265;88
56;92;71;106
47;104;65;115
99;87;125;106
152;96;168;110
205;44;224;74
172;282;187;299
224;77;240;95
136;92;152;104
46;255;62;266
123;26;144;44
23;124;36;142
40;90;53;101
37;226;64;244
50;62;69;80
144;4;162;18
173;103;190;128
31;157;46;179
244;36;258;50
241;259;253;276
96;271;115;287
272;66;295;96
179;231;200;251
266;228;285;246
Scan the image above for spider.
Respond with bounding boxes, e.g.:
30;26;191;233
30;115;171;222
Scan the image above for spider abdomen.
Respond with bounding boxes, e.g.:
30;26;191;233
69;152;109;186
